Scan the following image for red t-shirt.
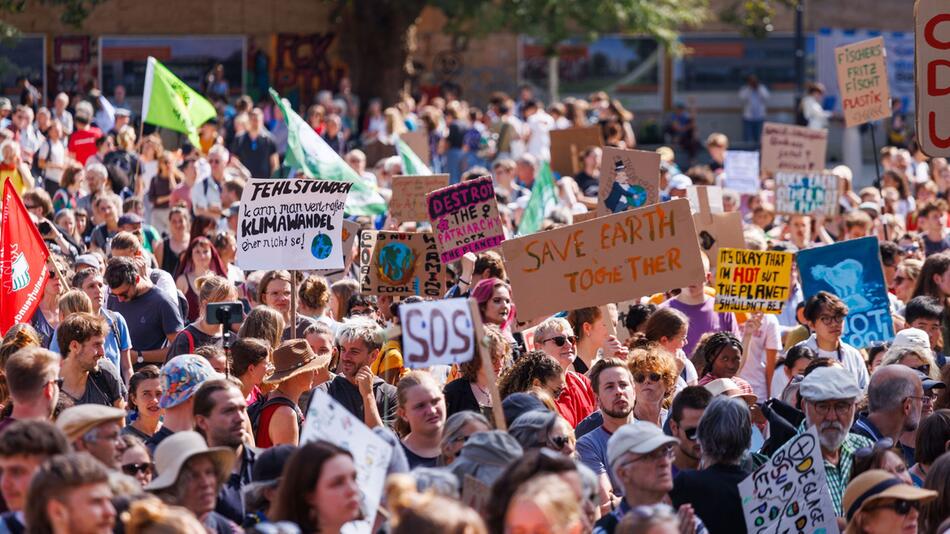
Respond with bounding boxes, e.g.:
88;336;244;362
68;127;103;165
555;371;596;428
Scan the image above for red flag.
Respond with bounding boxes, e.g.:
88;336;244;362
0;180;50;335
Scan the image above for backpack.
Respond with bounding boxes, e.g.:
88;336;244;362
794;98;808;126
246;396;300;439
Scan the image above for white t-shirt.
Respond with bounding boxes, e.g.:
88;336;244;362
796;334;869;391
526;111;554;161
770;369;792;401
738;314;782;400
38;139;67;184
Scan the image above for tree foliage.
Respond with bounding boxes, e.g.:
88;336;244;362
719;0;799;38
0;0;106;39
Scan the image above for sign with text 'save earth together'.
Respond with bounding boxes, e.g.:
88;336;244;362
774;172;840;216
915;0;950;157
359;230;444;297
426;176;506;264
390;174;449;222
835;36;891;128
400;298;477;369
714;248;793;314
760;122;828;174
236;178;351;270
502;199;704;321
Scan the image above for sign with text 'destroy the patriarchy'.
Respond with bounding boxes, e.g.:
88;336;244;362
427;176;506;264
236;178;351;270
502;198;704;321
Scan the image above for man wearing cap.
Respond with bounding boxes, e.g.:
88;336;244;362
254;339;327;447
193;379;255;525
0;347;61;432
56;312;123;409
25;453;116;534
146;354;221;452
56;404;126;470
147;430;239;533
0;421;71;532
798;366;874;516
107;107;131;139
593;422;698;534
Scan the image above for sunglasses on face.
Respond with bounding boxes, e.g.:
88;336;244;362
683;427;698;441
855;437;894;459
542;335;576;347
865;499;921;516
634;372;662;384
548;435;571;451
122;462;153;476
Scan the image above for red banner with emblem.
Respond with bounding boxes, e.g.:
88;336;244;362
0;180;50;335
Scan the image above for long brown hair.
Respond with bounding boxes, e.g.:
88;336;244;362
913;252;950;301
269;441;354;531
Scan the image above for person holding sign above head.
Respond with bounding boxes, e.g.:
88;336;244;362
325;319;398;429
535;317;596;428
793;291;870;391
259;270;315;340
396;371;447;469
443;324;511;420
567;306;628;375
253;339;328;448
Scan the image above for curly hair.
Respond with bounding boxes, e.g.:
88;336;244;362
458;324;511;382
627;343;677;408
497;350;562;399
692;331;743;377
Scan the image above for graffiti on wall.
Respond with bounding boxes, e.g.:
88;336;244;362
48;36;97;99
267;33;346;107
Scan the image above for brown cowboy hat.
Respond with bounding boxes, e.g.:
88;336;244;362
264;339;330;384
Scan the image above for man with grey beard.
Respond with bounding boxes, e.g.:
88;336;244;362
798;366;872;517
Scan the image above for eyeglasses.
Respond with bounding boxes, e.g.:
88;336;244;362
548;435;571;451
855;437;894;459
634;372;663;384
683;427;698;441
864;499;921;516
122;462;153;476
818;314;846;326
541;335;576;347
628;443;675;463
810;400;854;416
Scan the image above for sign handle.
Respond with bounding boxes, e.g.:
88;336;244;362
468;299;507;431
869;124;882;188
290;270;298;337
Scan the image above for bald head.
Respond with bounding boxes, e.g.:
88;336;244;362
868;365;922;413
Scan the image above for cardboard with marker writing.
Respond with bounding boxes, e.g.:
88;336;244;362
598;147;661;216
835;36;890;128
760;122;828;175
774;172;840;216
687;186;745;273
358;230;445;297
714;248;793;314
314;219;362;284
390;174;449;222
427;176;506;264
916;0;950;157
550;126;603;177
401;130;431;165
501;199;704;321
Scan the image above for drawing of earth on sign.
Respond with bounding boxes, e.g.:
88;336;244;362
377;242;416;286
310;233;333;260
810;259;872;312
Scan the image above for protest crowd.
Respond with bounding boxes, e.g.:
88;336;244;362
2;21;950;534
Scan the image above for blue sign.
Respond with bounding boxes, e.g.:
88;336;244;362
797;237;893;348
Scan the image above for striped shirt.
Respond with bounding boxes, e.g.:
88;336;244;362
796;422;873;516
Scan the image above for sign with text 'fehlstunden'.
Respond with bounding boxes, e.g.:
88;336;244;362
714;248;793;314
502;199;704;321
427;176;506;264
400;299;476;369
835;36;891;128
236;178;351;270
774;172;839;216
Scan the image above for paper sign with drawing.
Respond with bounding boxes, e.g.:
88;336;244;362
359;231;444;297
598;147;660;215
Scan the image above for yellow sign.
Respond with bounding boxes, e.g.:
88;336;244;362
714;248;793;314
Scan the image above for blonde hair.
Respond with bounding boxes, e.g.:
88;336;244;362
237;306;285;350
123;496;206;534
535;317;573;343
117;125;137;151
386;474;487;534
508;474;582;532
195;274;236;305
395;371;442;437
58;289;94;316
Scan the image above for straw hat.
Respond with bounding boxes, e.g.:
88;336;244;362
146;431;235;492
843;470;937;533
704;378;758;405
263;339;330;384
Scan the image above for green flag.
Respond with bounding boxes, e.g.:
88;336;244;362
396;137;432;175
518;161;558;235
270;88;386;216
141;57;216;147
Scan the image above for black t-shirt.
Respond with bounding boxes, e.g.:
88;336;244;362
145;426;175;453
166;323;222;361
62;360;122;407
110;286;184;352
671;463;750;534
401;442;438;469
325;375;398;429
574;171;599;198
447;122;466;149
443;378;480;418
230;132;277;178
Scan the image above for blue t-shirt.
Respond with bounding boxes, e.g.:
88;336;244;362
577;425;623;497
109;286;184;352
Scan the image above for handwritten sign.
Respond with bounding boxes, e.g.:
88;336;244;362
724;150;760;194
400;299;476;368
401;130;431;165
714;248;793;314
550;126;603;177
236;178;351;270
359;230;444;297
598;147;660;216
760;122;828;175
390;174;449;222
739;427;838;534
836;37;890;128
916;0;950;157
301;390;393;534
502;198;704;321
688;186;745;273
427;176;506;264
797;236;894;348
774;172;839;216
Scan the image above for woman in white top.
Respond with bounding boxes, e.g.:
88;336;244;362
801;82;831;130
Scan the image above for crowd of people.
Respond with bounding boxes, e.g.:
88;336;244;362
1;65;950;534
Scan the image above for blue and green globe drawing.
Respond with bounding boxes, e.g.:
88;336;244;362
377;242;416;285
625;184;648;207
310;233;333;260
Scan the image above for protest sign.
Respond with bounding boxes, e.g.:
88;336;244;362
236;178;351;271
427;176;506;263
550;126;603;177
572;211;598;223
359;230;444;297
400;298;477;368
502;198;704;321
724;150;760;194
390;174;449;222
301;389;393;534
688;186;745;273
774;172;840;216
760;122;828;175
835;36;890;128
739;426;838;534
714;248;793;314
916;0;950;157
401;130;431;165
598;147;660;215
314;219;361;284
797;236;894;348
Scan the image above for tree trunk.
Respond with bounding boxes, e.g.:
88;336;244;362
335;0;426;117
547;55;559;103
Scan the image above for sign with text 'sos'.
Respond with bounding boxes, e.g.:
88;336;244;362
502;198;704;321
774;172;839;216
359;230;444;297
236;178;351;270
714;248;793;314
400;299;477;369
427;176;506;264
835;36;890;128
760;122;828;175
916;0;950;157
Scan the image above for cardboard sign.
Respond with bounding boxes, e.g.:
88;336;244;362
797;236;894;348
760;122;828;175
401;130;431;165
236;179;351;270
714;248;793;314
502;198;704;321
835;36;890;128
774;172;840;216
359;230;444;297
739;427;838;533
916;0;950;157
427;176;506;263
598;147;660;215
301;390;393;534
724;150;760;194
400;299;477;368
390;174;449;222
689;186;745;273
549;126;603;177
315;219;361;283
362;139;397;166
